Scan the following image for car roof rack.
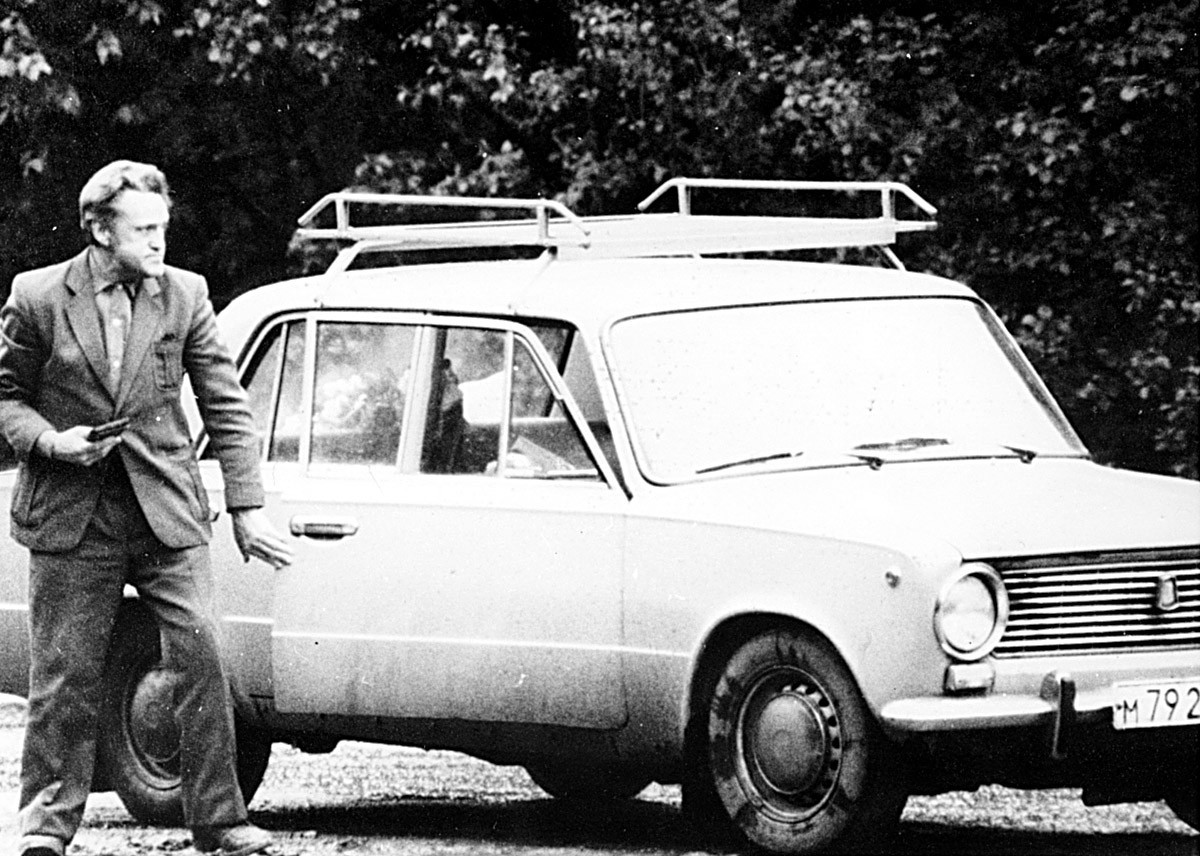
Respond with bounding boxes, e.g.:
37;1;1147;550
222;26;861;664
295;177;938;274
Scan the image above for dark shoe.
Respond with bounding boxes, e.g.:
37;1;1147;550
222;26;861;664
21;849;61;856
192;823;272;855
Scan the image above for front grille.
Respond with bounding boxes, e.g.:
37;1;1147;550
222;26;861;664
991;548;1200;658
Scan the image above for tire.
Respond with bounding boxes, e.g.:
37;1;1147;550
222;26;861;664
683;626;908;855
526;763;652;801
95;606;272;825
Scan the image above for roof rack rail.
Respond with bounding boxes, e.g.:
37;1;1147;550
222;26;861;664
295;178;937;274
637;176;936;220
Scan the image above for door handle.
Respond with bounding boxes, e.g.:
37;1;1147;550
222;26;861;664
289;515;359;540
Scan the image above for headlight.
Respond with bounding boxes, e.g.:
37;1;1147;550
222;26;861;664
934;563;1008;661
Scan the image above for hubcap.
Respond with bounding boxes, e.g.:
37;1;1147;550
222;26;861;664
736;668;843;818
128;665;180;778
747;689;828;793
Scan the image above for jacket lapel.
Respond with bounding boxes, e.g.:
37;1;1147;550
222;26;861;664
116;275;164;408
62;251;114;397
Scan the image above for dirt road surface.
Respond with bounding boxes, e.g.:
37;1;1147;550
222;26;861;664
1;701;1195;855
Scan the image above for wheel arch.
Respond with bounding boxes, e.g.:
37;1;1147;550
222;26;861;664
92;593;272;821
684;612;867;750
106;594;261;720
680;611;909;853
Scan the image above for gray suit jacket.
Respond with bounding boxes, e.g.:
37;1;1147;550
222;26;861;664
0;249;264;552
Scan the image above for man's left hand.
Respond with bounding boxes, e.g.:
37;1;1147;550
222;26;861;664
231;508;294;568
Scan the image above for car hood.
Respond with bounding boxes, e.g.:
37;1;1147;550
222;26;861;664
651;457;1200;560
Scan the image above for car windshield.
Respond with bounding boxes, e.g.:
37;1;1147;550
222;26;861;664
607;297;1086;483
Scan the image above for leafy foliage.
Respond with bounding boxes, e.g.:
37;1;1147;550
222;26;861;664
1;0;384;299
1;0;1195;476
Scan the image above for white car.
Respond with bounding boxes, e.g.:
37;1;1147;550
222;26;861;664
1;178;1196;854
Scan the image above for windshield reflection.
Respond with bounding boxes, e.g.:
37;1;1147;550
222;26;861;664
607;297;1085;483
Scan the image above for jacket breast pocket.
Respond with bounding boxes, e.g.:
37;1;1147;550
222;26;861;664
154;341;184;390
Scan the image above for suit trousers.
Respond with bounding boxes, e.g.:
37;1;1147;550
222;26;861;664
18;458;246;851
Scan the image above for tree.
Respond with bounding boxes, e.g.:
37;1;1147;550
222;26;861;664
366;1;1195;475
1;0;389;300
2;0;1195;476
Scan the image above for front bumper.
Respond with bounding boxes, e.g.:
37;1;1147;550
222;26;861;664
880;654;1200;764
881;649;1200;735
881;672;1198;798
880;671;1110;732
880;671;1096;759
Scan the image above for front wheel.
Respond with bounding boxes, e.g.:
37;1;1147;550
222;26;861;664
684;626;908;854
95;606;271;825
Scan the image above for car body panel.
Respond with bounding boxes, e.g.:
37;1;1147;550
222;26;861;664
269;466;628;728
643;458;1199;561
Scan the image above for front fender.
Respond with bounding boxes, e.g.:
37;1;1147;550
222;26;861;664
621;514;959;753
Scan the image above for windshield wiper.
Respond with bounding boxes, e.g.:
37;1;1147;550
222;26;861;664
696;450;804;475
849;437;947;469
853;437;1040;465
697;438;1038;475
1001;444;1038;463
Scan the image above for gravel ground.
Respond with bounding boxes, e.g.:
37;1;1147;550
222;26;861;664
1;700;1195;855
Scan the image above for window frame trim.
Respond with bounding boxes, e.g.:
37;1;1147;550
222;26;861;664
217;309;621;489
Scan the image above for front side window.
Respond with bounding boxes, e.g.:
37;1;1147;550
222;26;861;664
422;325;601;480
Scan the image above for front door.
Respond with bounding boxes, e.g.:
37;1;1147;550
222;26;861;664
247;314;628;728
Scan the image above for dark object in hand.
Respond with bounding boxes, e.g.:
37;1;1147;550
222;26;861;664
87;417;130;441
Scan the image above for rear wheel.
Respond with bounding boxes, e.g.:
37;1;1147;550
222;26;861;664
95;606;271;825
683;626;907;854
526;763;651;801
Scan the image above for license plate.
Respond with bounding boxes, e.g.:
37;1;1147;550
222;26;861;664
1112;678;1200;730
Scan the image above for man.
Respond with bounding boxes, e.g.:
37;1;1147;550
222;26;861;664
0;160;294;856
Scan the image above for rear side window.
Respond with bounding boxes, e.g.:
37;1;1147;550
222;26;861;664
226;317;418;466
238;319;306;463
310;322;416;464
269;322;306;462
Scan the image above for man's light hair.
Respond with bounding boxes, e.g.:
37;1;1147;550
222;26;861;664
78;160;172;242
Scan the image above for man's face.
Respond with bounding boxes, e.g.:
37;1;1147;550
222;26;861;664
94;189;169;279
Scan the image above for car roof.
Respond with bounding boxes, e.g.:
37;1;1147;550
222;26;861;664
218;256;977;350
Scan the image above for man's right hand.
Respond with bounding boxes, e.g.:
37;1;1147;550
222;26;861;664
37;425;123;466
